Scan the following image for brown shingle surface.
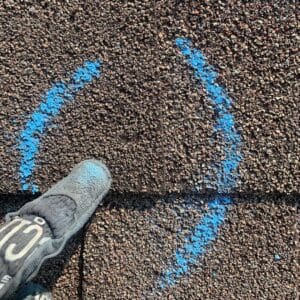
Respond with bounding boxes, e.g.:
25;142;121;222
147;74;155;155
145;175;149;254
0;1;298;299
83;193;297;299
0;1;298;194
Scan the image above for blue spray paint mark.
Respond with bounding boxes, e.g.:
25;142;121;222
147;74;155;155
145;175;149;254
175;37;242;193
77;161;107;185
18;60;101;192
159;38;242;288
161;196;232;288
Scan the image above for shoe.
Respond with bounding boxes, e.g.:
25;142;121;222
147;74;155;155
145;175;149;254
0;159;111;299
14;282;52;300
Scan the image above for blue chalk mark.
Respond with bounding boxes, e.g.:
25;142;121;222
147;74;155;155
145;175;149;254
18;61;101;192
176;37;242;193
161;196;232;288
77;161;107;185
159;38;242;288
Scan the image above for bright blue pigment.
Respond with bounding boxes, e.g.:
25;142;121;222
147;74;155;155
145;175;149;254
77;161;107;185
159;38;242;288
18;61;101;192
175;37;242;192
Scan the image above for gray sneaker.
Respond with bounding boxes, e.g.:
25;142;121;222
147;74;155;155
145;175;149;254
14;282;52;300
0;159;111;299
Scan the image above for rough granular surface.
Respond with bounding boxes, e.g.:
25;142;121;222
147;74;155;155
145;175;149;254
0;1;298;194
0;1;298;299
83;193;297;299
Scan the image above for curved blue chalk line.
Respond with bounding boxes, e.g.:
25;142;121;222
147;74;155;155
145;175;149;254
159;38;242;288
18;60;102;192
175;38;242;192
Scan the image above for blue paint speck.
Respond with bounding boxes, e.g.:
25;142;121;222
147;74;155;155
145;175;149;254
18;60;102;192
274;254;281;261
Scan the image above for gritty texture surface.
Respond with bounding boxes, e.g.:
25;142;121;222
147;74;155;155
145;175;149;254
83;192;205;299
0;1;299;299
0;1;299;194
158;194;298;300
83;193;297;300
